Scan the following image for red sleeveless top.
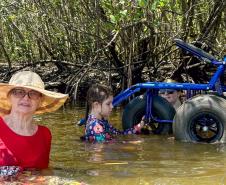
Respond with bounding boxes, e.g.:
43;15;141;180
0;117;51;169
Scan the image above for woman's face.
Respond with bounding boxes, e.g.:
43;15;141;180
9;88;43;115
160;90;179;105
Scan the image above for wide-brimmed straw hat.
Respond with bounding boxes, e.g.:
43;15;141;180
0;71;68;115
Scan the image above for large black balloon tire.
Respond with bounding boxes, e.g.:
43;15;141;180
173;95;226;143
122;95;176;134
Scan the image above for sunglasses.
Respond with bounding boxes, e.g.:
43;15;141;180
10;88;42;100
159;90;176;95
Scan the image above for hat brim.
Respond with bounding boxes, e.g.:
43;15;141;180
0;83;68;116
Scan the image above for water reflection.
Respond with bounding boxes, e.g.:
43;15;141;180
4;106;226;184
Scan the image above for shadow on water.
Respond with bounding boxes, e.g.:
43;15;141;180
5;106;226;185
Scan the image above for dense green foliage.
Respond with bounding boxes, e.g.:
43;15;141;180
0;0;225;92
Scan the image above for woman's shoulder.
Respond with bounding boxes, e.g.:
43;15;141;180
0;116;6;127
37;125;52;138
38;125;50;131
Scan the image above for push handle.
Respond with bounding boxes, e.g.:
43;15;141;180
174;38;218;64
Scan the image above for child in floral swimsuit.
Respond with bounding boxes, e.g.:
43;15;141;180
81;84;144;142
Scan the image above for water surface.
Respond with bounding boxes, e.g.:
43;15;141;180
7;106;226;184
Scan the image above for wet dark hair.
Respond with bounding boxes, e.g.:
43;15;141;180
85;84;113;122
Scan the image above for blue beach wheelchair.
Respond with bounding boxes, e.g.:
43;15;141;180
113;39;226;143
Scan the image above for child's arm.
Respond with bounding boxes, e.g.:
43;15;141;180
107;119;144;135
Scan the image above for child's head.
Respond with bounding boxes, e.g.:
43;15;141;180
86;84;113;118
87;84;113;106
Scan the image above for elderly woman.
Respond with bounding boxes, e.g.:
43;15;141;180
0;71;68;175
159;79;182;110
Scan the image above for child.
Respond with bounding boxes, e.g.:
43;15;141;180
81;84;144;142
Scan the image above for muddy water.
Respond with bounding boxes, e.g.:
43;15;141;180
7;106;226;185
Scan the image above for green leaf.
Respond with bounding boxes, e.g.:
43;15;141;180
110;15;116;23
138;0;147;7
159;1;165;7
119;0;125;5
120;10;127;16
8;15;16;21
151;1;158;10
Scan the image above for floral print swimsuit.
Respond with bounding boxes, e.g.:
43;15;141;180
83;114;141;142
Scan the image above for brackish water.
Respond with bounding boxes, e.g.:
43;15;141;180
6;106;226;185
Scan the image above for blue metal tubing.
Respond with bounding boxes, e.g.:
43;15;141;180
113;62;226;106
209;65;225;88
174;39;223;65
112;64;225;123
113;82;209;106
146;90;151;122
146;90;173;123
113;39;226;124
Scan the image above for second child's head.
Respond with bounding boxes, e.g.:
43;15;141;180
87;84;113;119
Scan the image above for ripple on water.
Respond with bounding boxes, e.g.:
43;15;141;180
7;107;226;185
